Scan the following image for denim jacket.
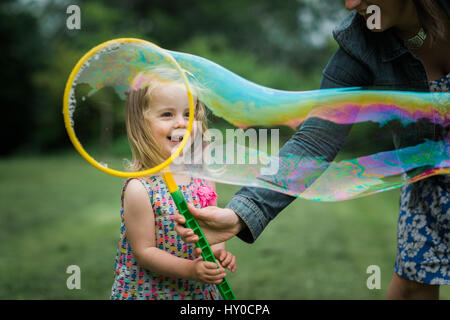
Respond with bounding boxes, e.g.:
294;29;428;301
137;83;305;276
227;2;450;243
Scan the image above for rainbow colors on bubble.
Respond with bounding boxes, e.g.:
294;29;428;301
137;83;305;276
69;39;449;201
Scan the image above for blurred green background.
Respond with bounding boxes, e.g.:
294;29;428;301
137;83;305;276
1;0;448;299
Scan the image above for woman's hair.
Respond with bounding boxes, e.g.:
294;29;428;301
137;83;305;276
412;0;448;44
125;67;208;172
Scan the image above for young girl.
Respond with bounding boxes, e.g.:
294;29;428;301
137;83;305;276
110;69;236;300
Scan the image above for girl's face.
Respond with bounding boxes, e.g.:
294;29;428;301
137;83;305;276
345;0;410;32
145;83;196;160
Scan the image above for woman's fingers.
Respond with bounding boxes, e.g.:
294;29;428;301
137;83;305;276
176;204;240;246
187;203;209;219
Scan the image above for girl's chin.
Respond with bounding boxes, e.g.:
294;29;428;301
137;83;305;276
163;142;181;157
169;141;181;150
166;141;195;158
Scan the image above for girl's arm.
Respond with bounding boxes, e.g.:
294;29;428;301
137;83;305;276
123;179;226;283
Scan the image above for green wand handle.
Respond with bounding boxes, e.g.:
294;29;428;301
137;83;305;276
162;172;236;300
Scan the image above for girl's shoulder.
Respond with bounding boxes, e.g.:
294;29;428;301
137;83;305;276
122;177;160;197
120;178;154;209
121;176;164;206
123;178;150;195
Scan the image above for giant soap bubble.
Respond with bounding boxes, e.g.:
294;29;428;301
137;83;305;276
64;38;449;201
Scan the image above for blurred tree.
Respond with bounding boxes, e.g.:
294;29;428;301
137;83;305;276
99;0;344;73
30;1;147;153
1;0;345;155
0;0;45;155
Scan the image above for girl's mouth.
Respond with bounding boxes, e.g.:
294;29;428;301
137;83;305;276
168;129;186;143
168;135;183;143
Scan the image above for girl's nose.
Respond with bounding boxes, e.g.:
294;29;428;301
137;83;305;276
345;0;363;11
173;115;187;128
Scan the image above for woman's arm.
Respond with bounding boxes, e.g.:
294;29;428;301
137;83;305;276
175;48;372;245
226;47;372;243
123;179;226;283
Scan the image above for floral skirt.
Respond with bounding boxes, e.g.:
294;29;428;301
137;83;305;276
395;175;450;284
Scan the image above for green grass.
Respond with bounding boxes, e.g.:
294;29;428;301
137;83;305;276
1;153;449;299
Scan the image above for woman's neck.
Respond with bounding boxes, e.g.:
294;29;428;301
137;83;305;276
393;2;421;40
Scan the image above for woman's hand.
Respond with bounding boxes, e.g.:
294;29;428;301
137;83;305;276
212;248;237;273
190;258;227;284
174;204;245;246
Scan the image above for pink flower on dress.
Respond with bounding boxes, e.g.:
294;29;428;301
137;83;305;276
194;185;217;207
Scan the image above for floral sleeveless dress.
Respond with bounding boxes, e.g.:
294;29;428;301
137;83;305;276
111;176;221;300
395;74;450;284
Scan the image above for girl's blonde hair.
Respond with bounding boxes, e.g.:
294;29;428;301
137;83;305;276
125;67;208;172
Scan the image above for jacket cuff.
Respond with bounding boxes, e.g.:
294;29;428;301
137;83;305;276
226;195;268;243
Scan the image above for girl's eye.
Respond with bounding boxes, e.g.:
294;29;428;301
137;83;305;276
184;112;190;118
161;112;172;117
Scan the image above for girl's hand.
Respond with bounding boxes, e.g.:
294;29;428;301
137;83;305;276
213;248;237;273
191;258;227;284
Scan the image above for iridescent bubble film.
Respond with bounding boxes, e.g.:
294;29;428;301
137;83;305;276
66;39;449;201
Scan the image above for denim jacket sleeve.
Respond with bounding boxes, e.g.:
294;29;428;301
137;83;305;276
226;48;371;243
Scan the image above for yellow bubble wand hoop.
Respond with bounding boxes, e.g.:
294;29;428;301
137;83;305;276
63;38;236;300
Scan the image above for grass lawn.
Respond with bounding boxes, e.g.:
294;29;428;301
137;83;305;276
1;153;449;299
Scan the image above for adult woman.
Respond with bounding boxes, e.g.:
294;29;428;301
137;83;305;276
175;0;450;299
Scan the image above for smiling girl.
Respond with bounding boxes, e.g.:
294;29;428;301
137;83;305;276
110;68;236;300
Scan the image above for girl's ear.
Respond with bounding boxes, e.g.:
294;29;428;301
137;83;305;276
143;107;153;120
